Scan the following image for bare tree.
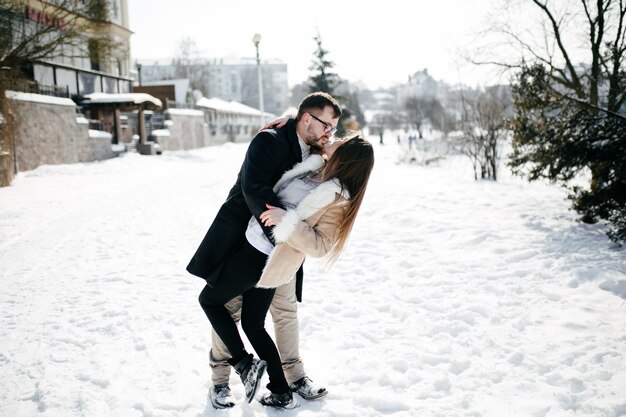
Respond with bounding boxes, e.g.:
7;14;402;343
472;0;626;241
454;86;512;181
1;0;118;69
404;96;444;138
172;37;210;101
473;0;625;113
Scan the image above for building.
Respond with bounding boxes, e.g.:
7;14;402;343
4;0;134;99
139;56;289;115
206;56;288;115
0;0;167;186
196;96;275;143
396;68;439;107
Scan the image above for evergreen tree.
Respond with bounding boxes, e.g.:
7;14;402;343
509;64;626;243
480;0;626;244
307;31;340;95
306;32;367;137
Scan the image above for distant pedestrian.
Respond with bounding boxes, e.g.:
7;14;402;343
408;131;417;148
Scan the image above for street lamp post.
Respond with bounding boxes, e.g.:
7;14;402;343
135;61;142;86
252;33;264;127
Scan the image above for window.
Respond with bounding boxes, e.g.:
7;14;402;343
110;0;120;19
88;39;100;71
57;68;77;95
79;72;99;94
34;65;54;86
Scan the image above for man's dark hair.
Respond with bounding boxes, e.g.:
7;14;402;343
296;92;341;120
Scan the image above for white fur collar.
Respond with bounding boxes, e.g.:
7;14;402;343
273;154;325;192
271;177;348;243
293;178;346;220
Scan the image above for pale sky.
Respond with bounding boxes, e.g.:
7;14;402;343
128;0;506;89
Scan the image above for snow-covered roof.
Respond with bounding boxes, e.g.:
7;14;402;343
166;108;204;117
82;93;162;108
6;91;76;107
195;97;274;118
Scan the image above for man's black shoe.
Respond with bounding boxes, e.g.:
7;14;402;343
209;383;235;409
290;376;328;400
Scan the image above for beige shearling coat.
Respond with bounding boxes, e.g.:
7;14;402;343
256;154;349;289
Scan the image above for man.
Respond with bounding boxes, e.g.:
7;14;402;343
186;92;341;408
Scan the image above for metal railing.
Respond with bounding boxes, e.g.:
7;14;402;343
10;79;70;98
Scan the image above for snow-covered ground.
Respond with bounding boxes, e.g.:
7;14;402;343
1;140;625;417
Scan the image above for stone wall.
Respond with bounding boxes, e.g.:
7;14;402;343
7;92;115;173
0;151;13;186
156;108;208;151
86;130;115;161
0;110;14;186
204;111;261;144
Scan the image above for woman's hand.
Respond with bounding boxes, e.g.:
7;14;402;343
260;204;286;227
260;116;289;131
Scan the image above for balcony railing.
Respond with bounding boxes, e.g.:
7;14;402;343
10;79;70;98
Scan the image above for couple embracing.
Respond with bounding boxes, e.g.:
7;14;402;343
186;92;374;409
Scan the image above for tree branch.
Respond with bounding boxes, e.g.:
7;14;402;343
531;0;585;97
551;86;626;120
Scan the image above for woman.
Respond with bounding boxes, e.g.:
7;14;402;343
198;133;374;409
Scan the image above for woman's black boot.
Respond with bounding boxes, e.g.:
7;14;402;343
230;353;267;403
259;391;299;409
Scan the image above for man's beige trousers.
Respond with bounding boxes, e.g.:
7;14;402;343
209;279;305;385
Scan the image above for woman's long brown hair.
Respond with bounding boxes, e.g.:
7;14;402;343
321;133;375;262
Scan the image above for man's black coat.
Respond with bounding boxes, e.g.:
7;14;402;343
186;119;306;301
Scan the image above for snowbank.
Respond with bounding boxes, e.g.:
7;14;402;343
0;141;624;417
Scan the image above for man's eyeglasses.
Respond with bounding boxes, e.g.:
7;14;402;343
308;113;337;135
